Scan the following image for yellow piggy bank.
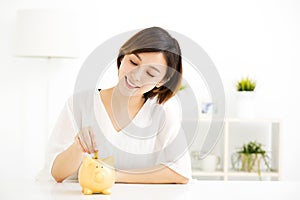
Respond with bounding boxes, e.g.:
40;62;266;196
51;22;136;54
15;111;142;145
78;156;115;195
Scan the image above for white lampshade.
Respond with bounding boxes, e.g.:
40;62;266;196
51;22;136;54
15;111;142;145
15;9;79;58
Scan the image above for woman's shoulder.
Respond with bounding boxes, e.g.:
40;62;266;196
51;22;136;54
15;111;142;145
65;89;97;109
162;96;181;112
148;96;182;120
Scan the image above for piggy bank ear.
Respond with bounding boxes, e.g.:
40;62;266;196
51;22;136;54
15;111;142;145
101;156;114;167
83;156;93;168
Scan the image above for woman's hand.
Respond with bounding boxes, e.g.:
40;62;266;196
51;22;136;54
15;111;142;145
75;126;98;154
52;127;97;182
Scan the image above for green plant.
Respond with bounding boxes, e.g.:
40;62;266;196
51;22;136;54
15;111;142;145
236;76;256;91
231;141;271;180
179;84;187;91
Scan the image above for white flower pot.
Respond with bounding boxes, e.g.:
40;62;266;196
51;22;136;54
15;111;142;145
235;91;255;118
240;153;262;172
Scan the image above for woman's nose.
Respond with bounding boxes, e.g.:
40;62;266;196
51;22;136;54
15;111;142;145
131;67;143;82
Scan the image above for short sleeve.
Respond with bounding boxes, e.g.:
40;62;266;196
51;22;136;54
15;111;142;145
155;98;192;180
37;96;79;181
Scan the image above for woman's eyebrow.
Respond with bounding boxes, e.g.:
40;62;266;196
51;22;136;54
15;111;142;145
132;53;161;73
133;53;142;61
149;66;161;73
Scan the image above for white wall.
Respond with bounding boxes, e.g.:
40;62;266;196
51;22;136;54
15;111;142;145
0;0;299;181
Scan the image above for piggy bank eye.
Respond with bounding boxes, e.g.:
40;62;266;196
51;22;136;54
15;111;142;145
101;166;103;168
96;166;98;168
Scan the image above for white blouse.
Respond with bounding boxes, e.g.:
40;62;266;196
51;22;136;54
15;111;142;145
39;90;191;181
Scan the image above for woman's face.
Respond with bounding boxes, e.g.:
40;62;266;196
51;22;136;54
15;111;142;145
118;52;168;96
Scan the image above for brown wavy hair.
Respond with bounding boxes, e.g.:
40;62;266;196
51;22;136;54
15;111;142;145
117;27;182;104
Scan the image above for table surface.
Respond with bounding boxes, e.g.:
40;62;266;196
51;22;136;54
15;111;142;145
1;179;299;200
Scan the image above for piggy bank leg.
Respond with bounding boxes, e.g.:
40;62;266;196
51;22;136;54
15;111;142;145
82;188;93;195
101;189;111;195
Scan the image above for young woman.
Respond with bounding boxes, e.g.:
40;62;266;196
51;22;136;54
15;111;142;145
46;27;191;184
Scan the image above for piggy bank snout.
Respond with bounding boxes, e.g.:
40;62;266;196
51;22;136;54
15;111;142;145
94;171;104;182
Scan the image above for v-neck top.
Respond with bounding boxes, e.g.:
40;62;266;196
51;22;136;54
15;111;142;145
97;89;152;133
40;89;192;181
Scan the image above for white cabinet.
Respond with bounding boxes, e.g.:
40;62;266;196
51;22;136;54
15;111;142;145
190;118;281;181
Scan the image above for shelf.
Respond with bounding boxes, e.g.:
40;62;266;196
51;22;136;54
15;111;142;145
192;170;225;177
192;171;279;177
226;171;279;177
192;170;280;180
190;118;281;181
197;117;281;123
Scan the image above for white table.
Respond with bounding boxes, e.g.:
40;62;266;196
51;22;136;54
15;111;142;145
1;180;299;200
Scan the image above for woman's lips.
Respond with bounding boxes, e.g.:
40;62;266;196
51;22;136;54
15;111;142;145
125;76;139;89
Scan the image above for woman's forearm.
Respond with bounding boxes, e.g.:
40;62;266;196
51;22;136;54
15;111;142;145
115;165;188;184
51;142;84;182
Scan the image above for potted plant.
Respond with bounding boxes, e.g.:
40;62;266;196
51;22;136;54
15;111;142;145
236;76;256;92
231;141;271;180
235;76;256;118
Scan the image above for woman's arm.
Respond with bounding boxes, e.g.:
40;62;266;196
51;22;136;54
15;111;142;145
115;165;189;184
51;125;98;183
51;140;84;183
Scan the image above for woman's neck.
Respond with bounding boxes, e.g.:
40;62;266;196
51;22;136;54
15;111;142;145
101;87;145;131
109;87;145;108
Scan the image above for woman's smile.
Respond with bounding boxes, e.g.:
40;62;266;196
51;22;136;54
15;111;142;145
125;76;140;89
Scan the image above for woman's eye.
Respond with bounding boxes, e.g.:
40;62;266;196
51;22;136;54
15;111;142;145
147;72;155;77
130;60;138;66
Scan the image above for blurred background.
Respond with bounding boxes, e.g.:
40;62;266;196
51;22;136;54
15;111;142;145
0;0;299;181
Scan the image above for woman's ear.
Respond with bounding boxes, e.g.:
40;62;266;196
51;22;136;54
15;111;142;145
155;78;169;88
119;56;124;63
117;57;124;76
155;82;164;88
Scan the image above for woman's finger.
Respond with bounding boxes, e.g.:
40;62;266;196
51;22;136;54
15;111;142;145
83;127;96;153
89;127;98;153
76;134;88;153
79;128;92;153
